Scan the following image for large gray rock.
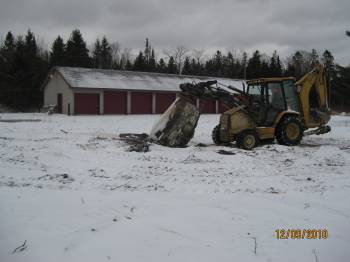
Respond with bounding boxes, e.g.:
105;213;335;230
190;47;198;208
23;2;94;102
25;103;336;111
150;97;200;147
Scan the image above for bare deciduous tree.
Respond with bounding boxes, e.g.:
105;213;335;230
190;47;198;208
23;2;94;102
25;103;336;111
120;47;132;69
164;45;188;74
36;36;49;60
110;42;121;66
0;34;4;49
192;48;205;64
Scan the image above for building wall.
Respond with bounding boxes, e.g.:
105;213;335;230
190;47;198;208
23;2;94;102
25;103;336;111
44;71;220;115
43;72;74;115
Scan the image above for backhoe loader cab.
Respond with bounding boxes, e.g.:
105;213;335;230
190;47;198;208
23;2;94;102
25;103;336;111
214;65;331;150
245;77;300;127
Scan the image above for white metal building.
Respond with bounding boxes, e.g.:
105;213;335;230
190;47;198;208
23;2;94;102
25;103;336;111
42;67;244;115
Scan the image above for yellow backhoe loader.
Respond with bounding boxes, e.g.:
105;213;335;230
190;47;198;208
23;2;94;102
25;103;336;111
150;64;331;150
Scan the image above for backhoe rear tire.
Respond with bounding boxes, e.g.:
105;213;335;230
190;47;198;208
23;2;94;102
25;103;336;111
236;130;259;150
276;116;303;146
212;125;222;145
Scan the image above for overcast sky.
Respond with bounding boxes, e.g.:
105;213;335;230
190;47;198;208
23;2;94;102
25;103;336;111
0;0;349;65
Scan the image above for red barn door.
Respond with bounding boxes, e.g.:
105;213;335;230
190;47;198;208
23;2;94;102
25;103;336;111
74;93;100;114
155;93;176;114
200;99;216;114
131;92;152;114
104;91;127;114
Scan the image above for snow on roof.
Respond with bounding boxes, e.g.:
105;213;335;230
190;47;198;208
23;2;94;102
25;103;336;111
55;67;245;92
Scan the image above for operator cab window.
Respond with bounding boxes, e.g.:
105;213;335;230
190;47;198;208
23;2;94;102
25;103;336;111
248;84;262;95
283;80;300;112
248;84;267;125
267;82;285;110
265;82;286;126
248;84;265;105
247;84;265;108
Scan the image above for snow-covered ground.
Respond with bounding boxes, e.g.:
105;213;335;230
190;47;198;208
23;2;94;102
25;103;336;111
0;113;349;262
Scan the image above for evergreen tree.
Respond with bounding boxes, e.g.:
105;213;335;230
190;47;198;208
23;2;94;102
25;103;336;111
92;38;102;68
261;60;270;77
1;31;16;58
133;51;146;71
190;58;200;76
322;50;335;105
269;51;277;76
214;50;223;76
22;30;48;108
270;50;282;77
149;49;156;72
0;30;49;109
246;50;261;79
0;32;16;106
157;58;166;73
310;48;319;67
332;65;350;110
223;52;234;78
204;60;214;76
285;62;295;76
50;36;65;66
322;50;335;75
144;38;151;65
276;55;283;76
241;51;248;79
100;37;112;69
24;29;37;57
167;56;176;74
181;56;192;75
125;59;133;71
292;51;304;78
65;29;90;67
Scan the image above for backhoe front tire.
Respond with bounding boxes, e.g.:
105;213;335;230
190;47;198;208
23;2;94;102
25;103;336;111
236;130;258;150
212;125;222;145
276;116;303;146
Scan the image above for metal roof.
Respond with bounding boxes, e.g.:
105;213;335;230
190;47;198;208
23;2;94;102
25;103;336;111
55;67;245;92
246;77;295;84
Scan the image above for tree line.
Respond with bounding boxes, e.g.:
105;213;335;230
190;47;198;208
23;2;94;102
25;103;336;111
0;29;349;110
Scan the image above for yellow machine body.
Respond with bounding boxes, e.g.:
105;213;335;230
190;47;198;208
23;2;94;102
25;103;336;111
217;64;331;148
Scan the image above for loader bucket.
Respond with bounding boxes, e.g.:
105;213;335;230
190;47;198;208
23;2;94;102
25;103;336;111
150;96;200;147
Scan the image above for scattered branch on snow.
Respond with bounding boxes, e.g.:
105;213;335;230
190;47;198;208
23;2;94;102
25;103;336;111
312;249;319;262
182;152;203;163
119;133;150;152
109;178;135;190
0;119;41;123
12;240;27;254
217;149;236;155
252;237;257;255
268;187;280;194
195;143;208;147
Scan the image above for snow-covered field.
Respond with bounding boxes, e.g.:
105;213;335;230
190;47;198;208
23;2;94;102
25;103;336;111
1;113;350;262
